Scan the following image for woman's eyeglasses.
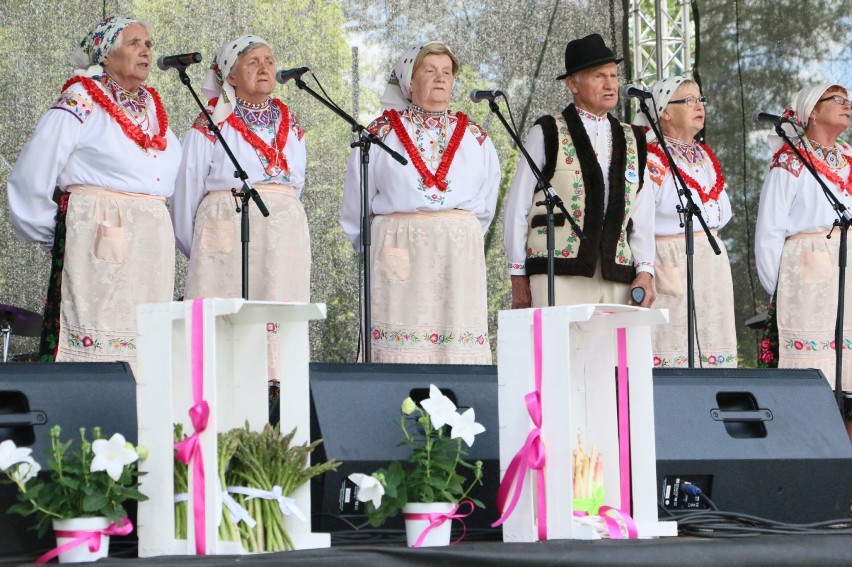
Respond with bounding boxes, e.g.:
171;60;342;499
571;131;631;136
818;95;852;107
668;96;707;107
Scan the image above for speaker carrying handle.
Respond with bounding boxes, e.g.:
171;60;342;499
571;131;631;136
0;410;47;427
710;408;773;422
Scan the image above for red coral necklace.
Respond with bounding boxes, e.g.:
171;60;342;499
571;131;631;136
772;142;852;194
225;98;291;175
386;107;467;191
648;140;725;203
62;76;168;151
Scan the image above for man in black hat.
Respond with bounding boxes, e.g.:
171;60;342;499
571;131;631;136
503;33;655;308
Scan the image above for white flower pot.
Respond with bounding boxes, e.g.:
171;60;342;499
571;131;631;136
402;502;454;548
52;516;111;563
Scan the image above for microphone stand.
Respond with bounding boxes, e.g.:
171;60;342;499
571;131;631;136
637;98;721;368
289;74;407;363
773;122;852;413
175;65;269;300
484;97;585;307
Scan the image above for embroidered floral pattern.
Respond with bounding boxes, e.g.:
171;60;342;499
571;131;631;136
507;262;524;271
615;137;640;265
366;114;392;139
67;332;102;351
107;338;136;352
267;322;280;335
467;120;489;146
758;295;779;368
51;92;93;123
653;353;737;367
370;326;488;348
67;331;138;353
647;141;726;203
784;337;852;353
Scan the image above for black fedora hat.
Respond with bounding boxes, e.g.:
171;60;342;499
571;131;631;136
555;33;623;81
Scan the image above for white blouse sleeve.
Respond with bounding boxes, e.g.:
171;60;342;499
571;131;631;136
755;166;797;295
629;179;656;275
503;125;546;275
340;145;377;252
171;127;215;258
7;108;85;245
478;135;501;233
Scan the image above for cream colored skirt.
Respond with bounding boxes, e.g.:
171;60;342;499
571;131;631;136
56;185;175;367
369;210;492;364
777;231;852;390
184;185;311;380
652;230;737;368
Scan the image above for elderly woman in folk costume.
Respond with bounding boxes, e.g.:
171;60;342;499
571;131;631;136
634;77;737;368
7;16;181;368
755;83;852;430
171;35;309;381
339;41;500;364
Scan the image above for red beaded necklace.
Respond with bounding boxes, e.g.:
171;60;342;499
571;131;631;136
647;141;725;203
62;76;168;151
226;98;290;175
386;108;468;191
772;142;852;194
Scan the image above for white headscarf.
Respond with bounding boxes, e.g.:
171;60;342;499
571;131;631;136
632;76;687;143
379;41;457;111
768;83;843;152
69;16;140;78
202;35;269;123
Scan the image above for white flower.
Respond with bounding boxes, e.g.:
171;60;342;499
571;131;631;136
348;473;385;508
90;433;139;481
450;408;486;447
0;440;32;472
420;384;458;429
9;457;41;484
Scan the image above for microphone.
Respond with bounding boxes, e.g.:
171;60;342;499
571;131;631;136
156;52;202;71
752;110;789;125
469;89;504;103
276;67;310;84
620;84;653;100
630;287;646;305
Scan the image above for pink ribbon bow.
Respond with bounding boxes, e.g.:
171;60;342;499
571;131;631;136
173;299;209;554
573;506;639;539
404;500;475;548
36;518;133;564
492;308;547;540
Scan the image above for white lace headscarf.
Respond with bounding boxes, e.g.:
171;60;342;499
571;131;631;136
379;41;459;111
202;35;269;123
632;76;689;143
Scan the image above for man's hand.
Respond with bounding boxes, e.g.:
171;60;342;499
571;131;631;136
511;275;532;309
630;271;656;308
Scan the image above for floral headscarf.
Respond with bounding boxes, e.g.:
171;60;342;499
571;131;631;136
632;76;688;142
70;16;140;77
379;41;458;111
202;35;269;124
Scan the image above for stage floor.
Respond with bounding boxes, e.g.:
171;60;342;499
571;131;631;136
3;534;852;566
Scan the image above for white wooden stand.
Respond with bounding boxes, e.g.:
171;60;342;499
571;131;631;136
497;304;677;541
134;299;328;556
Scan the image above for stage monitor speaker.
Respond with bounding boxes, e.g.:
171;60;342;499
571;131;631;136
653;367;852;523
309;362;500;536
0;362;137;557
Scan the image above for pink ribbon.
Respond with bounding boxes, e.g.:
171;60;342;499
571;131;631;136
492;308;547;540
35;518;133;564
404;500;474;548
173;299;209;555
573;506;638;539
616;328;631;516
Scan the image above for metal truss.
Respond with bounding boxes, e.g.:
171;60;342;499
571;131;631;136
629;0;694;86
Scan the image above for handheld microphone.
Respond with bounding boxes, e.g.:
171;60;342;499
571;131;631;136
630;287;646;305
469;89;504;103
156;52;202;71
620;84;653;100
752;110;788;125
275;67;310;84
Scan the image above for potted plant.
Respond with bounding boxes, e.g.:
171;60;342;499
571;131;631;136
0;425;146;563
348;384;486;547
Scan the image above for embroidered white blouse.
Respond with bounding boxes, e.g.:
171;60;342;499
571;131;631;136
645;140;732;236
340;105;500;252
8;79;181;245
171;99;307;257
503;107;655;276
755;143;852;294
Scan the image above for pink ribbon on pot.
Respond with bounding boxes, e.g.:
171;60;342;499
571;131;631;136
173;298;210;554
403;500;474;548
492;308;547;540
35;518;133;564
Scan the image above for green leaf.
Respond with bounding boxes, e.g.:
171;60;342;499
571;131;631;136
82;493;108;513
